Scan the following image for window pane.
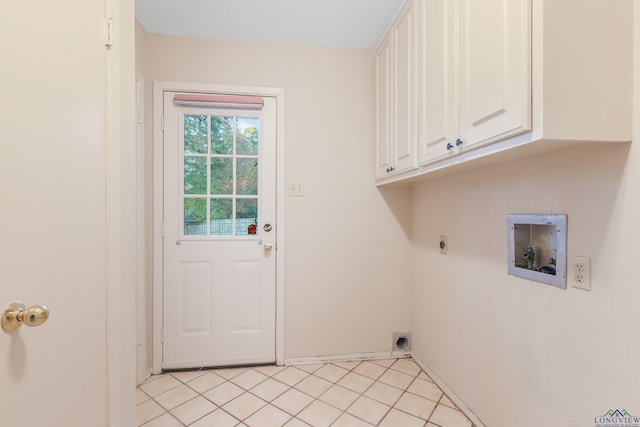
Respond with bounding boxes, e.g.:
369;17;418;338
184;198;206;236
210;198;233;236
181;113;264;240
211;116;233;154
184;115;208;154
210;158;233;195
237;158;258;195
237;117;259;155
184;156;207;195
236;198;258;236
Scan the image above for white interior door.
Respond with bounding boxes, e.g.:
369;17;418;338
0;0;110;425
162;92;277;369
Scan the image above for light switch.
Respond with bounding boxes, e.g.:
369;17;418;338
289;182;304;197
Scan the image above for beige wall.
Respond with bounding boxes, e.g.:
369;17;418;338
136;31;413;359
409;6;640;426
136;7;640;424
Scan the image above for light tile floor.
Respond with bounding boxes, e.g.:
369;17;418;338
137;357;475;427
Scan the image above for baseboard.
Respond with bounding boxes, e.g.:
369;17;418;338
137;368;153;385
411;353;486;427
284;351;410;366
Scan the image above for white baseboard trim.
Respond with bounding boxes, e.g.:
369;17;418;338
284;351;410;366
411;353;486;427
137;368;153;385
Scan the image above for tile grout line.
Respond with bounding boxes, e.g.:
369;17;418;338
327;360;380;426
287;363;355;424
147;361;382;426
137;358;473;427
332;362;400;426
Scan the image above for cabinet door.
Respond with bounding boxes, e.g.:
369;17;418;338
459;0;531;148
418;0;457;164
393;0;418;173
375;34;393;179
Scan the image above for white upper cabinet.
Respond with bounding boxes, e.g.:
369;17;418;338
393;1;419;173
377;0;632;184
418;0;531;166
375;0;418;180
458;0;531;150
532;0;632;143
418;0;457;164
375;33;393;178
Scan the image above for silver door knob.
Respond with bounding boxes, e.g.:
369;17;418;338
264;243;273;252
2;301;50;332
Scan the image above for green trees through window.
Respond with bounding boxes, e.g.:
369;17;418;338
183;113;259;236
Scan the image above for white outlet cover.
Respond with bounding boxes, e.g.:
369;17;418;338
570;256;591;291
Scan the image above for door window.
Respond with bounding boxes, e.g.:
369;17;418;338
182;114;260;237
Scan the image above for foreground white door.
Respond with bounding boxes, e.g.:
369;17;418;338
162;92;277;369
0;0;112;425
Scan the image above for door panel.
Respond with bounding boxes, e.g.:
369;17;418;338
393;0;417;173
0;0;107;425
181;262;213;332
459;0;531;147
162;93;277;369
419;0;457;164
232;261;261;330
375;34;392;178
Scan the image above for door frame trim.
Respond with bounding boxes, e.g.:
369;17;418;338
135;73;150;385
152;81;285;373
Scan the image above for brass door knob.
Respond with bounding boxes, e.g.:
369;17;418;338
263;243;273;252
2;301;50;332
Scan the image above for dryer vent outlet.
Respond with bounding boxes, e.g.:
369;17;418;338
392;332;411;351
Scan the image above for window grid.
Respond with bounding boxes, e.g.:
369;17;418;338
183;113;259;238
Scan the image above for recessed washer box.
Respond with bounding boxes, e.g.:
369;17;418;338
507;214;567;288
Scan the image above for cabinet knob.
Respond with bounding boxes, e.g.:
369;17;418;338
446;142;454;151
456;138;463;147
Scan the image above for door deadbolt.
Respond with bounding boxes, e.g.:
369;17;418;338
263;224;273;232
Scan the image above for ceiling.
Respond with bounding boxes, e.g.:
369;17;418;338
135;0;405;51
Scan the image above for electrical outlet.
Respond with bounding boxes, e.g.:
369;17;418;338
569;256;591;291
439;236;448;254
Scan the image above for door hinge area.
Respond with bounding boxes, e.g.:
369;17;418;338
105;17;114;47
161;221;165;238
160;327;164;344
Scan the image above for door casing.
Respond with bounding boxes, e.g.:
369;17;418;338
152;81;285;373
